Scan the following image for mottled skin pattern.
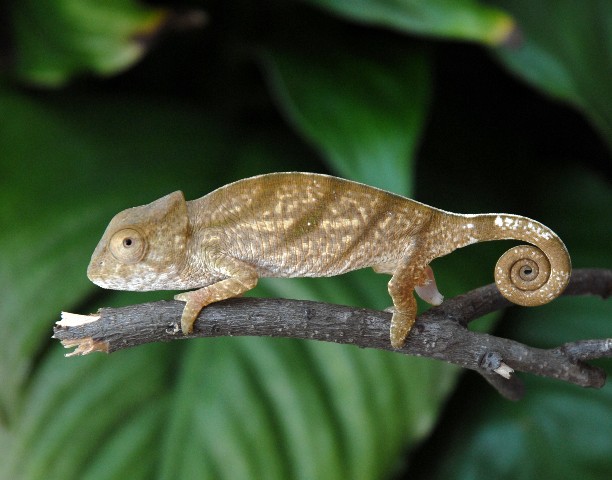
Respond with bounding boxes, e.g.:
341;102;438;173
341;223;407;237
88;172;572;348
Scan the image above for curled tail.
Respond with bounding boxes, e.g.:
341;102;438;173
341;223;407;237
450;213;571;307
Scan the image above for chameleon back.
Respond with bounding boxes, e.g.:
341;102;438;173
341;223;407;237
187;172;436;278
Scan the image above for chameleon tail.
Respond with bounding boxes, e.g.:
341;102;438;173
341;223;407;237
456;213;571;307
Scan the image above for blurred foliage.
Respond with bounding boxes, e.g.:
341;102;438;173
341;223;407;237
491;0;612;151
0;1;610;479
306;0;516;45
8;0;168;86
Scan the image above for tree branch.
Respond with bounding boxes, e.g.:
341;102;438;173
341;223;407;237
54;268;612;400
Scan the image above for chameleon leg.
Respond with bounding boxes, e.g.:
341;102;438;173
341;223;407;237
175;256;258;334
387;263;431;349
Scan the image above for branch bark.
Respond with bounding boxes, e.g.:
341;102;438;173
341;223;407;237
54;268;612;400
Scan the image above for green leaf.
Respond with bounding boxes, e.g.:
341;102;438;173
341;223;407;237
491;0;612;151
0;87;229;423
262;34;430;195
429;298;612;480
3;335;458;480
157;338;458;480
305;0;516;45
9;0;168;86
0;344;173;480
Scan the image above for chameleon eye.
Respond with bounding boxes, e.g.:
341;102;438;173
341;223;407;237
109;228;147;264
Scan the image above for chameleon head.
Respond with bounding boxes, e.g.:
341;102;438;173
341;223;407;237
87;191;190;291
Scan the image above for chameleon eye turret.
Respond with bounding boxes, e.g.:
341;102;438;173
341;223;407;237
109;228;147;264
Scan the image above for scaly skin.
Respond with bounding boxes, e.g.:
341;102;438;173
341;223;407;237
88;172;571;348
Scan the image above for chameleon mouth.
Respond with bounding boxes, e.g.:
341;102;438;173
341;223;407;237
86;261;130;289
86;259;109;287
87;255;113;288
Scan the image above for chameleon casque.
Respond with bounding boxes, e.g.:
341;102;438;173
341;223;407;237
88;172;571;348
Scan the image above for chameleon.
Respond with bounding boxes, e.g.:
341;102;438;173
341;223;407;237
87;172;571;348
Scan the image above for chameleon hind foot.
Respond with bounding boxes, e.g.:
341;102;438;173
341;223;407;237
389;308;417;349
387;288;418;349
387;261;424;348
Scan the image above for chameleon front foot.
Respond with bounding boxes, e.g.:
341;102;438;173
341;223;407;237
387;264;422;348
173;271;259;335
174;291;207;335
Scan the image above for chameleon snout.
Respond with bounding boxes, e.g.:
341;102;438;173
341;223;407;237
86;259;106;286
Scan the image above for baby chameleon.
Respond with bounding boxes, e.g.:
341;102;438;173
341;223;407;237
88;172;571;348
